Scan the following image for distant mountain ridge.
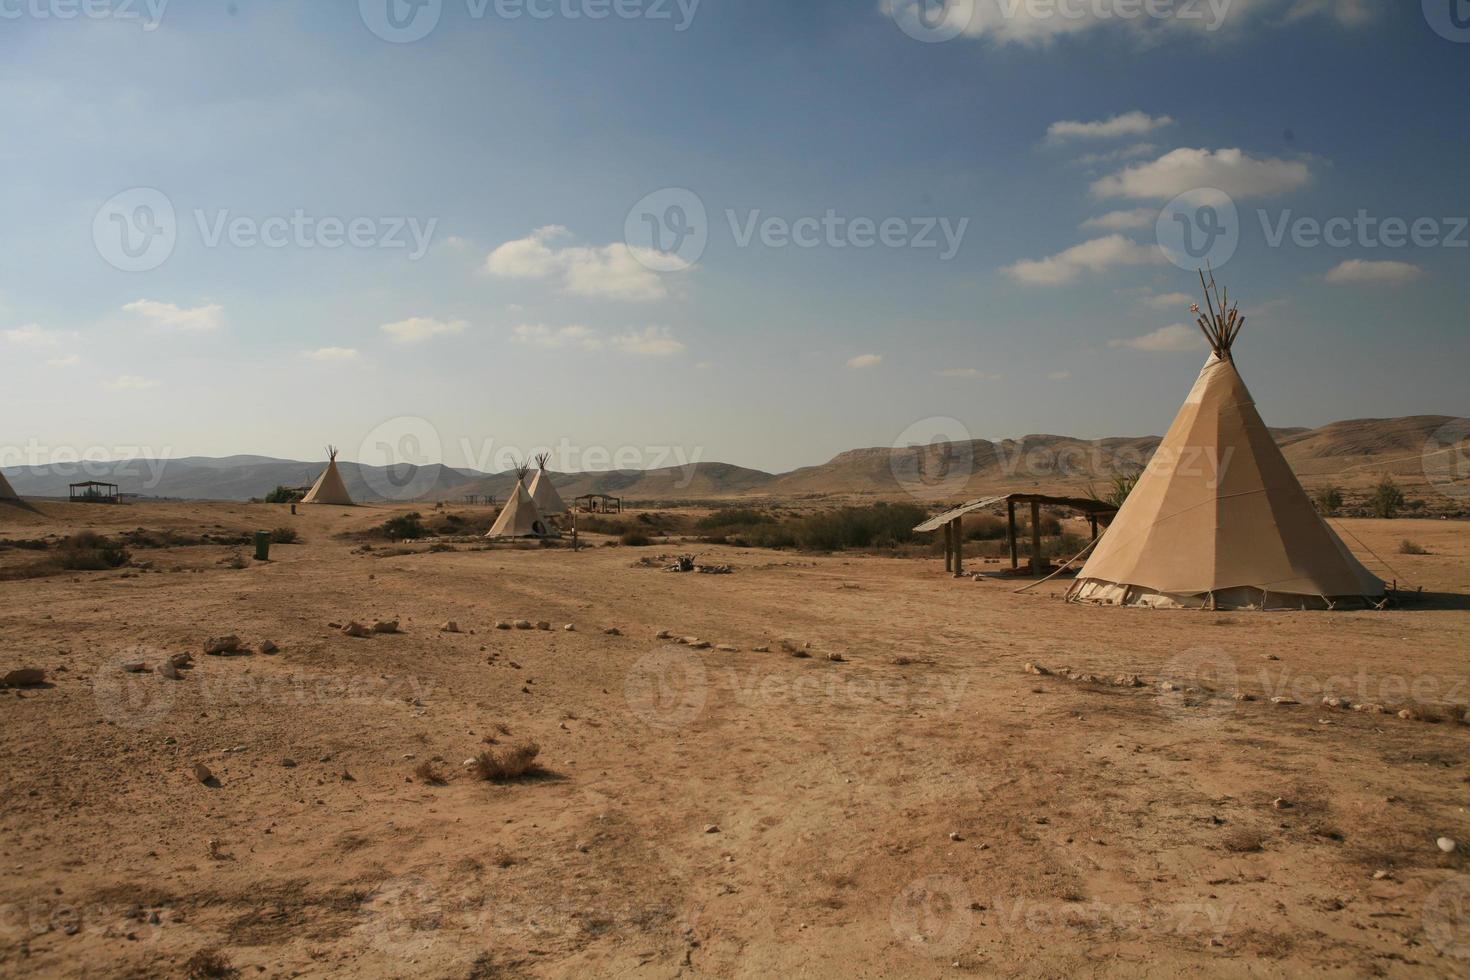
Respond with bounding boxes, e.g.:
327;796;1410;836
2;416;1459;503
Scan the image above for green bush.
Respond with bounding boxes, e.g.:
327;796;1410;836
1314;486;1343;516
381;513;427;539
57;532;130;571
264;485;297;504
792;503;928;551
1369;478;1405;519
697;508;776;531
620;530;653;547
270;527;299;545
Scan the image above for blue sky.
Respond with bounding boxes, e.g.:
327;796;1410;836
1;0;1466;474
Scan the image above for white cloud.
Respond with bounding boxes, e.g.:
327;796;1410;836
1080;208;1157;231
610;326;686;356
847;354;883;370
512;323;685;356
1142;291;1195;310
1092;147;1310;200
1075;142;1158;166
883;0;1376;46
1049;112;1173;142
1047;370;1073;381
1324;259;1426;286
303;347;361;361
485;225;686;301
1108;324;1202;352
47;354;81;368
3;323;69;347
934;367;1002;381
381;317;468;344
106;374;159;390
123;299;223;332
1004;235;1162;286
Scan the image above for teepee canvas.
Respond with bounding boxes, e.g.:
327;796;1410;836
1068;275;1385;610
301;446;355;506
0;470;20;502
526;453;567;516
486;466;555;539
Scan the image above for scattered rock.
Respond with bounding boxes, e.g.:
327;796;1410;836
1321;696;1350;710
281;758;297;768
342;622;372;638
494;621;512;631
441;621;462;634
656;630;673;640
790;649;812;659
718;645;741;653
536;622;552;631
204;635;243;656
949;832;963;842
704;824;720;834
1439;837;1457;854
689;640;712;650
1159;681;1180;693
1272;797;1292;810
1024;662;1051;676
604;627;622;636
372;621;401;635
513;620;533;631
258;640;280;655
1270;696;1299;706
2;668;45;688
159;661;181;681
1113;674;1143;688
1353;702;1386;714
753;646;771;653
1373;870;1393;880
825;652;846;663
193;763;216;785
1232;693;1255;702
122;662;150;674
563;624;576;632
169;653;194;669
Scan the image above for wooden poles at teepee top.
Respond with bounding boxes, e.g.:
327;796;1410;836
1192;266;1246;359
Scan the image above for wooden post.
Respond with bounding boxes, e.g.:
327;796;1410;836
952;516;964;578
1089;513;1099;541
1030;500;1043;576
571;511;579;551
943;522;953;573
1007;499;1019;570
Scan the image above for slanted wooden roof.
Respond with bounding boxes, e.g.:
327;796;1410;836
914;493;1118;533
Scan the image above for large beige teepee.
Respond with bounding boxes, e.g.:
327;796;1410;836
0;470;20;502
526;453;567;516
486;465;555;539
301;446;355;506
1068;275;1385;610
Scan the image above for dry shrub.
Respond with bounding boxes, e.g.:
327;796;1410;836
1223;830;1265;853
1399;540;1430;555
184;949;239;979
473;740;541;782
414;761;447;786
489;846;516;868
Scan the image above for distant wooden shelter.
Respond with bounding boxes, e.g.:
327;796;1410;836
462;494;497;506
70;481;120;504
575;493;622;514
914;493;1118;578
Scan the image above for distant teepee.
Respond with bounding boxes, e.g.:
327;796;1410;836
526;453;567;516
1068;272;1385;610
0;469;20;502
301;446;355;506
486;463;555;539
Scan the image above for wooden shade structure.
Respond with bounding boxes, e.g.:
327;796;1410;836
914;493;1118;578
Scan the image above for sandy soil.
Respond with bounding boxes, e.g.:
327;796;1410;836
3;500;1470;978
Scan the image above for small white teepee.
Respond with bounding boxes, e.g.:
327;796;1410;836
486;464;555;539
1067;273;1385;610
526;453;567;516
0;470;20;502
301;446;355;506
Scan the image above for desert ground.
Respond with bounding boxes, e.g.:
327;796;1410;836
3;500;1470;978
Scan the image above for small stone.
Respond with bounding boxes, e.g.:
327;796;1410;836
169;653;193;669
1439;837;1457;853
575;842;590;853
1321;696;1349;710
656;630;673;640
441;622;461;634
203;636;242;656
1272;797;1291;810
1232;692;1254;702
514;620;533;630
825;652;845;662
1024;662;1050;676
604;627;622;636
372;621;400;635
536;622;551;631
193;763;215;785
159;661;181;681
122;662;150;674
1270;696;1299;706
495;621;512;631
281;758;297;768
1114;674;1143;688
1354;702;1386;714
1373;870;1392;880
342;622;372;638
563;624;576;632
704;824;720;834
949;832;963;842
753;646;770;653
258;640;279;655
